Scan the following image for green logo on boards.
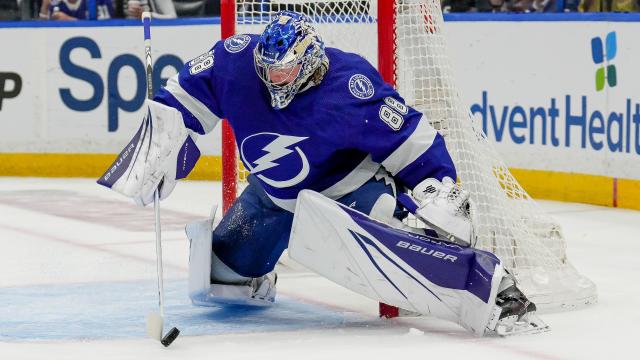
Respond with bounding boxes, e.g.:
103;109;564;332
591;32;617;92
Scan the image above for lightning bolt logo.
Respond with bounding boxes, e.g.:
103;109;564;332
348;74;374;100
240;133;310;188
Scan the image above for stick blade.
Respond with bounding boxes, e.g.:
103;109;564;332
146;312;163;341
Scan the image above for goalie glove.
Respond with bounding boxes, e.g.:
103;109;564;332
411;176;475;246
97;99;201;206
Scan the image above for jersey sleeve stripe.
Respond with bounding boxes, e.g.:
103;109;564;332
265;193;298;213
381;119;438;175
394;134;456;188
164;75;220;134
320;154;381;200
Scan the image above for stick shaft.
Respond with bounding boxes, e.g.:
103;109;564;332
142;11;165;318
143;13;153;99
154;191;164;317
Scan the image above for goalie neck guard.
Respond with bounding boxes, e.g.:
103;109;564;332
254;11;327;110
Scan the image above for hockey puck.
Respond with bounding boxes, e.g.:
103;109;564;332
161;327;180;347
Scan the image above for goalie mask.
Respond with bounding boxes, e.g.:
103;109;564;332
254;11;327;110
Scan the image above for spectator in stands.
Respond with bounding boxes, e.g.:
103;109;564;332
0;0;20;19
124;0;176;19
39;0;51;18
443;0;506;12
172;0;217;16
442;0;475;12
539;0;581;11
48;0;114;20
508;0;537;11
441;0;584;12
580;0;639;11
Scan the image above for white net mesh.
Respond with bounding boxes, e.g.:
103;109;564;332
229;0;597;311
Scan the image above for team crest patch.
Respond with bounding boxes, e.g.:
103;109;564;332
224;35;251;53
348;74;375;100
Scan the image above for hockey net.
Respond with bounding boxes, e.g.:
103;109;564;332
221;0;597;314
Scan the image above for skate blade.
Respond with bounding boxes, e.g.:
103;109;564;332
495;313;550;337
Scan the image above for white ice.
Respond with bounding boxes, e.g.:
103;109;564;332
0;178;638;360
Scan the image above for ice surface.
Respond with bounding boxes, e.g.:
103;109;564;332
0;178;638;359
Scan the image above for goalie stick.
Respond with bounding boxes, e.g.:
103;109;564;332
142;12;180;347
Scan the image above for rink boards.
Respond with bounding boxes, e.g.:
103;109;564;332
0;15;639;209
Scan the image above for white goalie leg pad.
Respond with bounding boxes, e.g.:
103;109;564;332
186;210;276;307
289;190;504;335
186;214;216;302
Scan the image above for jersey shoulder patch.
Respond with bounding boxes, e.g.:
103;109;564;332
224;34;252;53
328;51;378;101
348;74;375;100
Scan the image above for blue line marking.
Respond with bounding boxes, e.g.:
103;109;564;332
0;280;373;342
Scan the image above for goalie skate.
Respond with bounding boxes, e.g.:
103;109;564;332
486;285;550;336
186;209;278;307
492;311;549;337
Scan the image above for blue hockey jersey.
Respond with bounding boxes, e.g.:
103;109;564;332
154;34;456;211
49;0;113;20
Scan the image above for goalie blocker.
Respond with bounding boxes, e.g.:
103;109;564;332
289;190;546;336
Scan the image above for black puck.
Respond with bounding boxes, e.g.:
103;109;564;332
161;327;180;347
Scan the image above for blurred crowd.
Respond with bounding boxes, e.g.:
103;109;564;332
1;0;638;21
442;0;639;12
0;0;220;20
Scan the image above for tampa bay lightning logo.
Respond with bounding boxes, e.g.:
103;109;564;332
240;132;310;188
348;74;375;100
224;35;251;53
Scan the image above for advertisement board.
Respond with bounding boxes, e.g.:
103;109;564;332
447;22;640;180
0;17;638;207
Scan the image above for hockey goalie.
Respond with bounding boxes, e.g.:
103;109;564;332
98;11;547;336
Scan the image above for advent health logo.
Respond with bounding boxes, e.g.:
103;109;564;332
591;31;617;92
469;31;640;155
